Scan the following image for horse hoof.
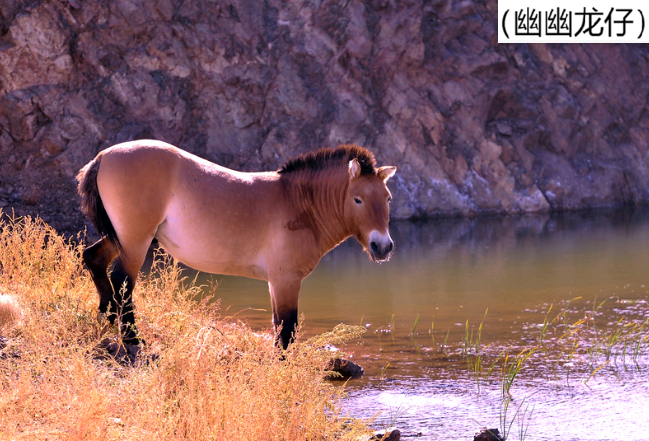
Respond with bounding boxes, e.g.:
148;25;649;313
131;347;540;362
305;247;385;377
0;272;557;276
122;337;144;346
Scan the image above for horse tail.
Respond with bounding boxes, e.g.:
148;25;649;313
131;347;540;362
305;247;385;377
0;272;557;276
77;156;121;250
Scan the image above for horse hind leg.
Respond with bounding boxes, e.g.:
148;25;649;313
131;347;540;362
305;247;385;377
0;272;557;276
83;237;118;321
109;256;142;345
83;235;149;345
108;234;154;345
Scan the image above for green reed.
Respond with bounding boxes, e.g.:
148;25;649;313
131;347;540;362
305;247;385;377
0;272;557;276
500;395;534;441
539;303;554;344
548;295;649;384
459;310;489;393
461;311;487;357
429;318;435;345
461;294;649;438
380;362;391;382
501;348;537;399
462;319;472;356
476;309;488;355
410;313;419;336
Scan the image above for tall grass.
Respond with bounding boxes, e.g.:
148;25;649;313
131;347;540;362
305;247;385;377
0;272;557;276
0;213;371;440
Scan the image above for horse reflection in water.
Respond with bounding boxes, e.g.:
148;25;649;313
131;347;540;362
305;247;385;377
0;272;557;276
77;140;396;348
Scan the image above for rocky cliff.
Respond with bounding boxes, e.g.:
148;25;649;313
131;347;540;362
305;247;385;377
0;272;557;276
1;0;649;234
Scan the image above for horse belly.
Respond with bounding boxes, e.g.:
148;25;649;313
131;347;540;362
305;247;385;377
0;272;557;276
155;209;269;281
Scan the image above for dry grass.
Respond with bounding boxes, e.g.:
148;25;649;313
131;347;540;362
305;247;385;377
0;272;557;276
0;212;371;440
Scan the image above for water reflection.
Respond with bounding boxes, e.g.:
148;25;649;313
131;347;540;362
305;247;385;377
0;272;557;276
187;209;649;439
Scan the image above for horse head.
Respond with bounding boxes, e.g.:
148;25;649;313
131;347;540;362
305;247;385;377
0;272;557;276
344;158;397;262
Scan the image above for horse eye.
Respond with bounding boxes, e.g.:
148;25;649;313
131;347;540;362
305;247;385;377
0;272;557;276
353;197;362;205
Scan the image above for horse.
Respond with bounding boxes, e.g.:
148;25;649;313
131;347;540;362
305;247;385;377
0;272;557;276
77;140;396;349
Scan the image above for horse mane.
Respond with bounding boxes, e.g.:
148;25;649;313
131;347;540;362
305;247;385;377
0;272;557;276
278;144;376;176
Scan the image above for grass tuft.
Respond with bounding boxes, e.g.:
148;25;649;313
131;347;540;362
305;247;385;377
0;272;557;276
0;213;371;440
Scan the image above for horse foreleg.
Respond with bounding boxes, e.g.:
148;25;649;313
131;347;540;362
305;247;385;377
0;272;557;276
83;237;118;320
268;277;302;350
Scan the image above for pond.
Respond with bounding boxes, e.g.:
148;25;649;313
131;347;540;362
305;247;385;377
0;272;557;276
191;209;649;440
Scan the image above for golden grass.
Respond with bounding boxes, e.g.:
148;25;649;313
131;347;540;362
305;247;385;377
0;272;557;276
0;213;371;440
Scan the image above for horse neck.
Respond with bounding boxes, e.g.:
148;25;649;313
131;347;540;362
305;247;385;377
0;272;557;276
284;168;351;254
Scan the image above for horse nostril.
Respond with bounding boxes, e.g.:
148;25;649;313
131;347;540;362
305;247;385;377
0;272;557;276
387;241;394;253
370;241;379;253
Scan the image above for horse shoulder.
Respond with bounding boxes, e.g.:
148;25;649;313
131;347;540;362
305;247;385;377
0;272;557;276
268;216;323;281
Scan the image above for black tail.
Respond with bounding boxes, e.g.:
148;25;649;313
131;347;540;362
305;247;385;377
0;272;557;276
77;157;121;250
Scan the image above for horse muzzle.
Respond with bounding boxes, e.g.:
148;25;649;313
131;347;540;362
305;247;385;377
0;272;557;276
368;231;394;263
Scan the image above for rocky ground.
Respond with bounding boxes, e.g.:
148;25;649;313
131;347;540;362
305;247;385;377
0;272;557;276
1;0;649;236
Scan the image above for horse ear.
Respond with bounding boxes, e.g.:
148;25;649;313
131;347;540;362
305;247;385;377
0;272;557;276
377;166;396;182
348;159;361;179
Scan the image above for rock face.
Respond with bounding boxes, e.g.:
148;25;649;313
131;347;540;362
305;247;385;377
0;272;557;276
1;0;649;233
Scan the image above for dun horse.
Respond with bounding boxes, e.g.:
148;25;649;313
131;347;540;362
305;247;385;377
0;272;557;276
77;140;396;348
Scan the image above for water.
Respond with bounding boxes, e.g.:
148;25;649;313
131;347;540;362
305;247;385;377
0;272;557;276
190;210;649;440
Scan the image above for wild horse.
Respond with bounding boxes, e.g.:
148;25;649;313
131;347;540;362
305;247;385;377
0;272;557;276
77;140;396;348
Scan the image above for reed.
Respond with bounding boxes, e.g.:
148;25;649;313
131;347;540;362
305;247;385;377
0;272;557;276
539;303;554;344
409;313;419;336
473;350;483;394
379;362;391;382
470;310;489;393
500;348;537;400
475;309;487;355
499;396;534;441
429;318;435;345
537;295;649;384
452;296;649;436
0;213;372;441
385;388;413;430
462;319;472;356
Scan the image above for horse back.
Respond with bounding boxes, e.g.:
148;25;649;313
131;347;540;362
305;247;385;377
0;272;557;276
92;140;316;281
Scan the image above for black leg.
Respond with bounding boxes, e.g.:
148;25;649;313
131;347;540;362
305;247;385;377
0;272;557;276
83;238;118;320
109;260;141;345
274;309;298;350
269;278;302;351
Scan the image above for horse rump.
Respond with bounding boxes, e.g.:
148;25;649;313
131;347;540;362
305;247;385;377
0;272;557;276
76;157;121;250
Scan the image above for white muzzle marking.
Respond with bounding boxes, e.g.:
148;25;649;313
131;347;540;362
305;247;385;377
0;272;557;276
368;230;394;262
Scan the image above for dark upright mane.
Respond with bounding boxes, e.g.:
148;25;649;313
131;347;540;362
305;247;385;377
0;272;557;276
278;144;376;176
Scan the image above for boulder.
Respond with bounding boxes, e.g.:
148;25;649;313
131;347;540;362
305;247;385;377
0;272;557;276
326;357;364;379
370;427;400;441
474;427;504;441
